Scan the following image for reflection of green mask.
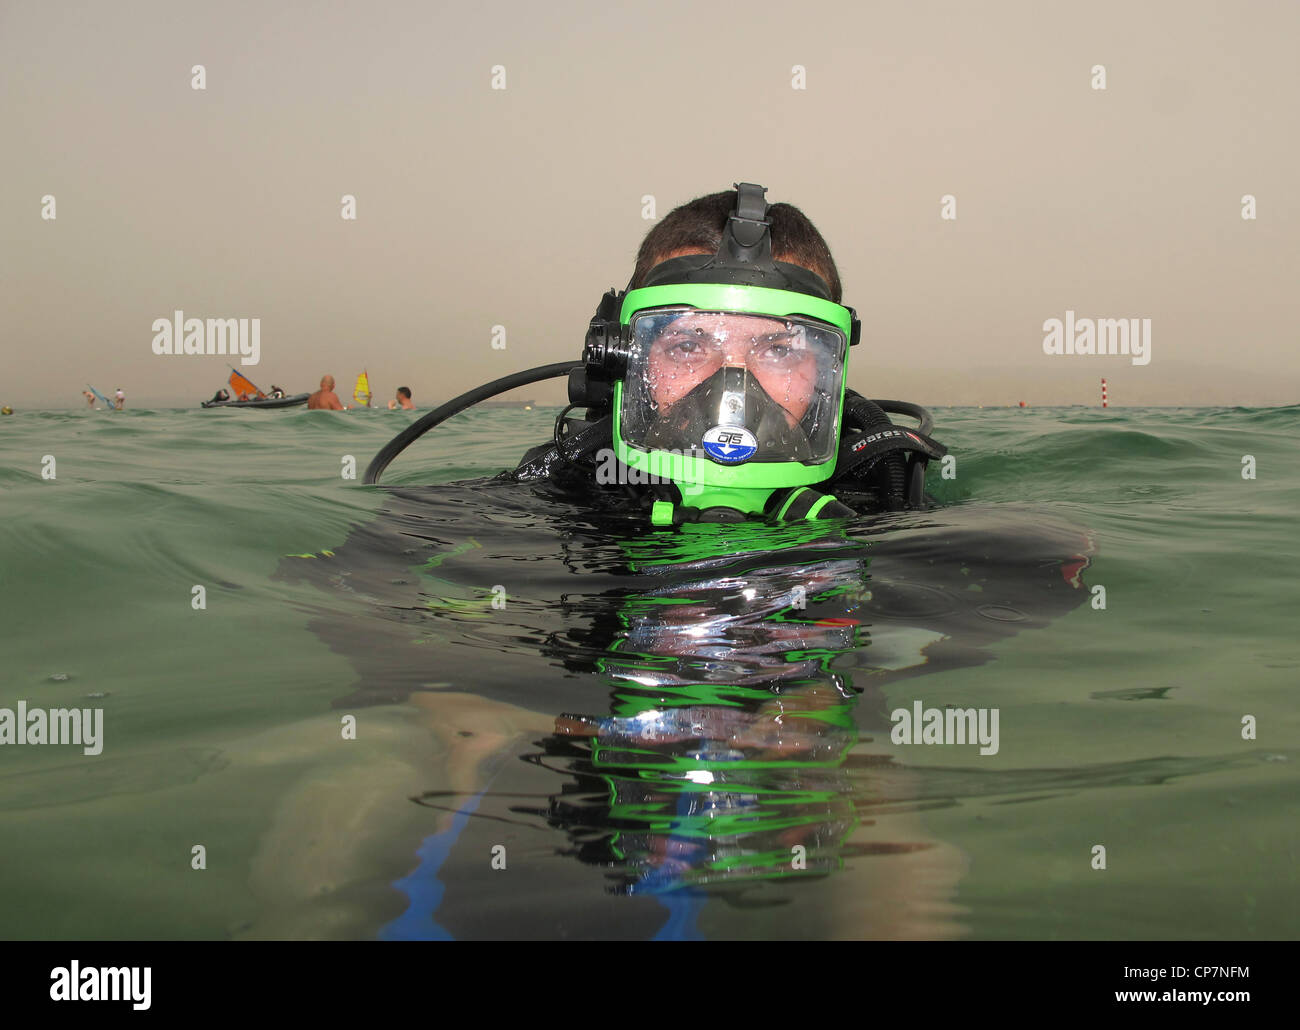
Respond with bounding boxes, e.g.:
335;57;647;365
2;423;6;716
553;523;870;893
590;676;862;892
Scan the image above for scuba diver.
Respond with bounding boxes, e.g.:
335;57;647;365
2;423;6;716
260;182;1098;939
365;182;947;526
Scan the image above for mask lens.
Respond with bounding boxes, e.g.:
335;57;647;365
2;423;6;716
621;309;844;465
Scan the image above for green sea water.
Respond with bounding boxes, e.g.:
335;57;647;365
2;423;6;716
0;404;1296;940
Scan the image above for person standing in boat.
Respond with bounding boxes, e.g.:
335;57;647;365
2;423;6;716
308;375;344;410
82;391;95;408
387;386;415;410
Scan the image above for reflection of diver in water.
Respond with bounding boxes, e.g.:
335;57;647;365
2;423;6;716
273;496;1096;938
540;538;875;900
521;515;1096;912
276;489;1095;716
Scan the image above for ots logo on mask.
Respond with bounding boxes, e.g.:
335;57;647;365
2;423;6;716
702;425;758;463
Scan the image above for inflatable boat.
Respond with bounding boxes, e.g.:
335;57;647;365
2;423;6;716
201;392;309;409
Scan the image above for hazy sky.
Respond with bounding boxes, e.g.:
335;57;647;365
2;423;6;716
3;0;1297;407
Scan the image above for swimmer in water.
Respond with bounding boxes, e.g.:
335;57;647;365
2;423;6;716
387;386;415;410
307;375;344;411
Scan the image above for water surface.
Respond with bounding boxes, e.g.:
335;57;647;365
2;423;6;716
1;404;1295;939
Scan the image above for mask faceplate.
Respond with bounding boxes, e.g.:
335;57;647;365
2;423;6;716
621;308;844;469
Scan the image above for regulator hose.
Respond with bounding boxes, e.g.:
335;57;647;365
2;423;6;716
364;362;578;484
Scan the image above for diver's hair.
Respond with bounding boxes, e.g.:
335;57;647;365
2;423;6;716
630;190;843;303
397;386;411;399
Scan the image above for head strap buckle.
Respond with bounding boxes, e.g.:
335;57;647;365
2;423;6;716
725;182;771;256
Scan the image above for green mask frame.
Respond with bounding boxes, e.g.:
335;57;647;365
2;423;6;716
612;283;855;521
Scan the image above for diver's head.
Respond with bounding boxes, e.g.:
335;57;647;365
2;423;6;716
585;183;860;524
629;190;843;303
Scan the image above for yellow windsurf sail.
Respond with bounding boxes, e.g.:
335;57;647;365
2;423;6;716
354;370;371;407
229;369;266;399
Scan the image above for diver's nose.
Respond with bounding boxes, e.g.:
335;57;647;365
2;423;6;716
721;345;750;368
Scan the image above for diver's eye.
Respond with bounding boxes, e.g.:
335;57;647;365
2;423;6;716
658;331;719;364
750;334;803;367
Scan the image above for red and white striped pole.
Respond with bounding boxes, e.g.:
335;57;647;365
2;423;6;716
1101;378;1108;408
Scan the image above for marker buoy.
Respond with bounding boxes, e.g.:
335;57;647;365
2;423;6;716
1101;378;1108;408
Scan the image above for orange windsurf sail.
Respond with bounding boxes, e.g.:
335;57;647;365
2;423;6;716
228;369;266;399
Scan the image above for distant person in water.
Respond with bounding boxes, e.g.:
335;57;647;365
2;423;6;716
308;375;344;410
114;388;125;410
83;391;95;408
387;386;415;410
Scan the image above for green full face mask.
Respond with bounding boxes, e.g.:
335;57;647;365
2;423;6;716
584;184;861;524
